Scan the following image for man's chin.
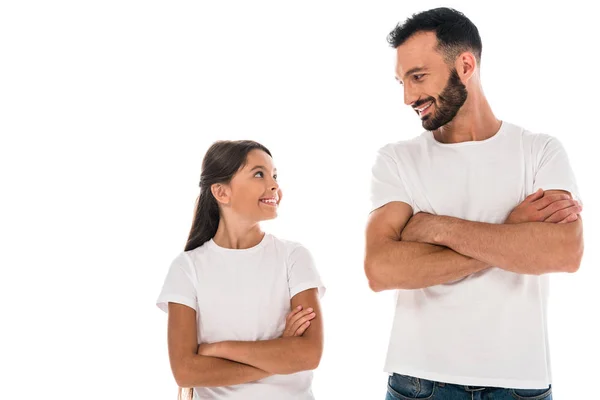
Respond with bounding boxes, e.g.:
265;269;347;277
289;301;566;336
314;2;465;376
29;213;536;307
422;117;438;131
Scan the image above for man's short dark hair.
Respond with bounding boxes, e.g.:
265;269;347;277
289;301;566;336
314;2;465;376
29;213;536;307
387;7;482;65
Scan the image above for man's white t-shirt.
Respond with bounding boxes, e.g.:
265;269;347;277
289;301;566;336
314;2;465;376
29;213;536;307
156;233;325;400
369;121;581;389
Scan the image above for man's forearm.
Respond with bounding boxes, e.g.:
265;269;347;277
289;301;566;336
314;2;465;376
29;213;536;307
365;240;489;291
429;216;583;274
208;337;319;375
177;354;271;388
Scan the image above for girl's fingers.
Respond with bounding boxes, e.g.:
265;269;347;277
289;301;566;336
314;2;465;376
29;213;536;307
291;312;316;333
286;305;303;323
294;321;311;336
289;307;313;326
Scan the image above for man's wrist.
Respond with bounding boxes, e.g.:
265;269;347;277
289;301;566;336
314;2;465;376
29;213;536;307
429;215;455;245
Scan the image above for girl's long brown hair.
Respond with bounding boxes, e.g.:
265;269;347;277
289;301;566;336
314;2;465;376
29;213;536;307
178;387;193;400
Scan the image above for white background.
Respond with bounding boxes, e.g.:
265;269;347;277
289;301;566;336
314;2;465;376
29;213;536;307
1;1;598;399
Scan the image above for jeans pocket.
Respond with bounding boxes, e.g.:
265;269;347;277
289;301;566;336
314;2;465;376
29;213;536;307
386;373;435;400
510;385;552;400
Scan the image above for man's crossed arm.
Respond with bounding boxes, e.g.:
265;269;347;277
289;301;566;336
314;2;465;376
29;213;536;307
364;189;584;291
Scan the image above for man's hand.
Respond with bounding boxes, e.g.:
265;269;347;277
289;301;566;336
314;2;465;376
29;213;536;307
282;305;316;338
505;189;581;224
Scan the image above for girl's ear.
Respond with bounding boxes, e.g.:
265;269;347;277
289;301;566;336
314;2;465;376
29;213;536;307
211;183;231;205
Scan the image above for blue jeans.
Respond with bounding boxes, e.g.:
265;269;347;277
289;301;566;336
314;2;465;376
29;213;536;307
385;373;552;400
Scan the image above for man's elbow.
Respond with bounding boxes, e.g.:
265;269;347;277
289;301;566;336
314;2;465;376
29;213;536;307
364;258;387;292
548;237;584;274
365;257;413;291
563;220;584;273
565;240;584;273
366;268;386;292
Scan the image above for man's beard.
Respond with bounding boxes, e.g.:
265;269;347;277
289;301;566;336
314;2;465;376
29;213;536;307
417;69;468;131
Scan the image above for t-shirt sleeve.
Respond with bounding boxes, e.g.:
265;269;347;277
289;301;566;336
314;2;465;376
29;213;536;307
287;244;326;299
533;135;582;203
370;146;415;213
156;252;197;313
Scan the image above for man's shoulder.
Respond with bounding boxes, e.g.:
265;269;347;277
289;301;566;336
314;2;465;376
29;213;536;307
377;131;428;155
514;123;558;149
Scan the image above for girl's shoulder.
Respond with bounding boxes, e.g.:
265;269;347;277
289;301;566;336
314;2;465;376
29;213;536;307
267;232;303;249
266;233;314;260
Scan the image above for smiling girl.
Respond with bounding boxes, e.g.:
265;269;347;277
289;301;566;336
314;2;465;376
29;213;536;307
156;140;325;400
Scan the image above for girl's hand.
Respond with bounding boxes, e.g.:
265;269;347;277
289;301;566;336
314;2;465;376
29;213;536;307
282;305;316;337
197;342;218;357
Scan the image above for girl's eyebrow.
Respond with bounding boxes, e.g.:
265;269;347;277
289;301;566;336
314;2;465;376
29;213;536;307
249;165;277;172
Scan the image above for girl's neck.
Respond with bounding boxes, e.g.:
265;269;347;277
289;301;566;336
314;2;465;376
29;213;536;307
212;217;264;249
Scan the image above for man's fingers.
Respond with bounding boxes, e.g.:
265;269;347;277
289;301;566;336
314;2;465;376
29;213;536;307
545;205;582;223
525;189;544;203
558;213;579;224
539;199;579;218
533;193;572;210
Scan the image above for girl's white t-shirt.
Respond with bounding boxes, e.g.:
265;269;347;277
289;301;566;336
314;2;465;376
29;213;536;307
156;233;325;400
370;121;581;389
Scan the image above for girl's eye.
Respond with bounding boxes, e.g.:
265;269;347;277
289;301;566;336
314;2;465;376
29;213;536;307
273;174;278;181
254;171;264;178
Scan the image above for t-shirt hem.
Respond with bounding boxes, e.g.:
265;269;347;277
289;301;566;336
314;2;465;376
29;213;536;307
533;183;582;203
156;294;197;313
290;281;326;299
384;364;551;390
371;198;414;214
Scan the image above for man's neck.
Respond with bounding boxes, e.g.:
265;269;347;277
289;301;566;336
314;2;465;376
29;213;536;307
434;94;501;144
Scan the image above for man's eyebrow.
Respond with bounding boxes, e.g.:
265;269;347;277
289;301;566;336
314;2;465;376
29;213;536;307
402;66;427;80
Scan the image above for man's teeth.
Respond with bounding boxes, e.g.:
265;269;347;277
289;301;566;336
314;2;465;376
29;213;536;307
417;102;433;112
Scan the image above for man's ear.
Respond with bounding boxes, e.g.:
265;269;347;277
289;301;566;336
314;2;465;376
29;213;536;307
455;51;477;83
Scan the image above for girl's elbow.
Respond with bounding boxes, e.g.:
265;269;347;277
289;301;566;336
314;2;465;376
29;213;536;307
307;356;321;371
173;369;190;388
172;357;202;388
302;344;323;371
287;345;322;373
